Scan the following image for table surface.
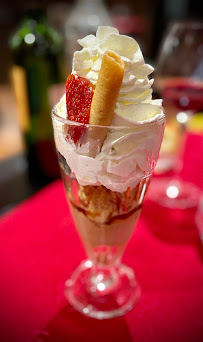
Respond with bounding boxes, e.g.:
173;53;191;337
0;133;202;342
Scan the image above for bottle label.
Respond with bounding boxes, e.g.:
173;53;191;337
11;65;30;132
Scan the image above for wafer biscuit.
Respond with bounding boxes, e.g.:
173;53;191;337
90;51;124;126
84;51;124;156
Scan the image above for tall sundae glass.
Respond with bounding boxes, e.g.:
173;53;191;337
52;27;165;319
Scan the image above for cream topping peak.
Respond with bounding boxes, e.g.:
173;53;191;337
72;26;155;106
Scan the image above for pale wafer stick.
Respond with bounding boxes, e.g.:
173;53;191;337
84;51;124;156
90;51;124;125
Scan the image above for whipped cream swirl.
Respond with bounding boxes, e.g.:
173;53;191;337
73;26;159;118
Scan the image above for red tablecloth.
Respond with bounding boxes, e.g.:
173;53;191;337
0;133;202;342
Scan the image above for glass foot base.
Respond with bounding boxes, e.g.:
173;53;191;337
65;260;140;319
148;178;201;209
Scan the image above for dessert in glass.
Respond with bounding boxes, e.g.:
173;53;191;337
52;27;165;319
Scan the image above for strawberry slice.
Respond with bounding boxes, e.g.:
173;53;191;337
66;74;94;143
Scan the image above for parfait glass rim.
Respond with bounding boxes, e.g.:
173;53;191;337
51;105;165;129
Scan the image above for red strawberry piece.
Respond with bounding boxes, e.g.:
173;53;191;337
66;74;94;143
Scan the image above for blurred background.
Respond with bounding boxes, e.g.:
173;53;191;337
0;0;202;215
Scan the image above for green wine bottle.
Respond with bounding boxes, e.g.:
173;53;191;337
9;2;64;187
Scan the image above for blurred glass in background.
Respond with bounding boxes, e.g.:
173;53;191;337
151;20;203;209
195;195;203;243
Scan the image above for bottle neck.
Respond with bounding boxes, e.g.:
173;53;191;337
75;0;104;6
24;8;46;21
23;0;47;20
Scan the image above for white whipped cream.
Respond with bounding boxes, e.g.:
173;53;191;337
54;27;165;192
73;26;157;112
54;97;165;192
